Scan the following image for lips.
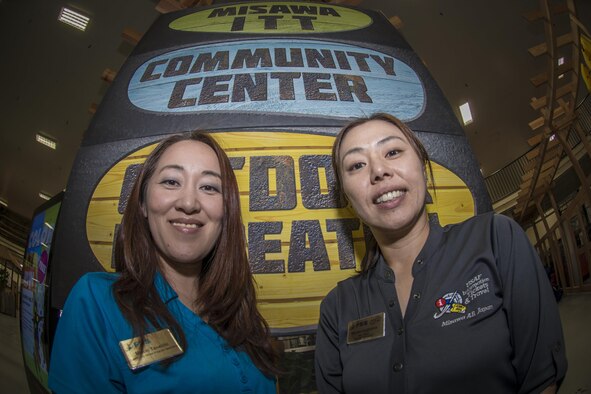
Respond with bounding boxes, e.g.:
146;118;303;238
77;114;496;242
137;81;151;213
374;189;406;204
170;219;203;229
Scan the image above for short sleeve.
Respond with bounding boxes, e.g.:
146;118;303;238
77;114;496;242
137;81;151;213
493;215;567;393
48;274;125;393
315;287;344;394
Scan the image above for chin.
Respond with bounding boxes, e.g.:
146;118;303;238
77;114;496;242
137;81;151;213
162;253;204;267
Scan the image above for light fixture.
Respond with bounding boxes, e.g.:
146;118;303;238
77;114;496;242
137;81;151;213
39;191;52;201
557;57;565;79
459;102;473;125
0;198;7;207
58;7;90;31
36;133;57;150
549;134;556;142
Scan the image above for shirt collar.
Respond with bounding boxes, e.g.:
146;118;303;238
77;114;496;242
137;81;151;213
153;270;178;304
414;216;444;267
375;217;445;280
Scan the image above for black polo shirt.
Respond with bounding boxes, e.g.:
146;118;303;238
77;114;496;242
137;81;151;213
315;212;567;393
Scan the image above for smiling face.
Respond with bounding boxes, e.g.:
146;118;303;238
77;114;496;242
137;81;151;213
338;119;428;240
142;140;224;272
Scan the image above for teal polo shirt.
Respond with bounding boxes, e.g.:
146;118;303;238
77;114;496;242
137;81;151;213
48;272;275;393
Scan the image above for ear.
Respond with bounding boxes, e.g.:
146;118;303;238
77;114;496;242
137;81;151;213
141;203;148;218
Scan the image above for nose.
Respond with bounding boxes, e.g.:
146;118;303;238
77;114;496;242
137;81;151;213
175;186;201;214
369;156;391;184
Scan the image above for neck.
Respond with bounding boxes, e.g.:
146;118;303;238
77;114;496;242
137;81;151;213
372;212;430;271
159;258;201;311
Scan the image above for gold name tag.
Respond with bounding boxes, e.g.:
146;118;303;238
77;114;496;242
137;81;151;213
347;312;386;345
119;328;184;370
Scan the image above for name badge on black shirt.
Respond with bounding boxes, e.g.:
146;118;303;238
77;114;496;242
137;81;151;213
347;312;386;345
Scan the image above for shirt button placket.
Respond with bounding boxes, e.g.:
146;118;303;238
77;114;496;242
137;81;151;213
224;343;248;389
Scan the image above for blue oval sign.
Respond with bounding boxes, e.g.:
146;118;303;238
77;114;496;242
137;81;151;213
128;39;425;120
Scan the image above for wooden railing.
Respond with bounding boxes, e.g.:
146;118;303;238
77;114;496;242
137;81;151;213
485;94;591;204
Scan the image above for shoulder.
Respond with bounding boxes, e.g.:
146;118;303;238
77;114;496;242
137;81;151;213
443;211;494;232
64;272;120;312
62;272;133;339
320;272;366;311
69;272;119;297
453;212;520;230
442;212;523;240
437;212;496;247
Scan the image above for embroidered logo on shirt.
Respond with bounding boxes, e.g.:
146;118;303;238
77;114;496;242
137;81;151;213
435;274;494;327
433;292;466;319
462;274;490;305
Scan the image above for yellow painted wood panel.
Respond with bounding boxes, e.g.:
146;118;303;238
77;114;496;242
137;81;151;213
258;299;326;328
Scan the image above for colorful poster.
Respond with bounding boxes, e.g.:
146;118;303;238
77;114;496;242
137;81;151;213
21;201;61;390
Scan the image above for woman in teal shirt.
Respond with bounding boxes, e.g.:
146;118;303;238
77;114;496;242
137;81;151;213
49;132;279;393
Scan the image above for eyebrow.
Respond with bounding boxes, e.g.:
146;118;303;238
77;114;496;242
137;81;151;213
341;135;404;162
157;164;222;179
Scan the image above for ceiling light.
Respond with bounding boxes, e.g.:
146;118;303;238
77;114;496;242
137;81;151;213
549;134;556;141
459;102;473;125
557;57;565;66
58;7;90;31
36;133;57;150
0;198;7;207
39;191;52;201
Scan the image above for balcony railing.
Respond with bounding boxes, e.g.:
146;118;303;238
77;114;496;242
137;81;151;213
484;94;591;204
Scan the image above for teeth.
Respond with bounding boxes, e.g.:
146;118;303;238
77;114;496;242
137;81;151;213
376;190;405;203
172;222;199;229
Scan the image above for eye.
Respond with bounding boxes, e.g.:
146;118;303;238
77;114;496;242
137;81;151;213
201;184;221;193
386;149;400;158
160;179;180;187
347;162;365;171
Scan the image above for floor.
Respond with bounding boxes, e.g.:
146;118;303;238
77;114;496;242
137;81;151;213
0;293;590;393
0;311;29;393
557;292;591;394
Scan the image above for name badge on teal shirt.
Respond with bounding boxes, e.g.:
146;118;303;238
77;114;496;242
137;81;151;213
347;312;386;345
119;328;184;370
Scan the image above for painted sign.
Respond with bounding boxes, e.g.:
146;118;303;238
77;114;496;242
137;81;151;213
169;2;372;34
50;2;491;337
87;132;474;328
128;39;425;120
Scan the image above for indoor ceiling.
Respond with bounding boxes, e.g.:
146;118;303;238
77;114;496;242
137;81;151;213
1;0;590;221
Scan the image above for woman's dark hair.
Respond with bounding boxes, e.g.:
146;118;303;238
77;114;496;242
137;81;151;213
331;113;435;272
113;131;279;376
